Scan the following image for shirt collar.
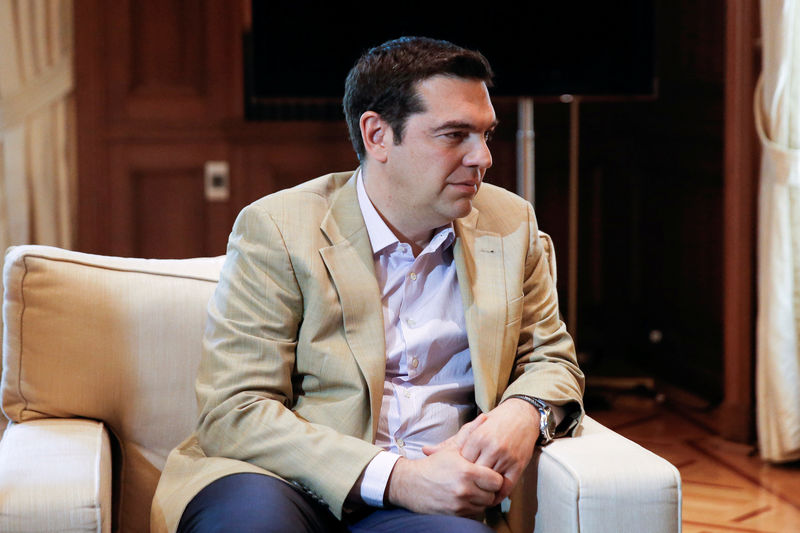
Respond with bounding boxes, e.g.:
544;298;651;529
356;169;455;256
356;169;398;254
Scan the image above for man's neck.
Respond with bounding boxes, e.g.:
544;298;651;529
379;215;432;258
360;167;434;256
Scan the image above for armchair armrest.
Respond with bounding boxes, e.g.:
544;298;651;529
504;415;682;533
0;419;112;533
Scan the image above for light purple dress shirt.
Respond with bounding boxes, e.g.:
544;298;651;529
355;171;476;506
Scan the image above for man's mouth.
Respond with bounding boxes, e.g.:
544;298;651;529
448;182;479;193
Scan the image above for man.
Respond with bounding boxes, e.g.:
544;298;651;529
152;37;584;533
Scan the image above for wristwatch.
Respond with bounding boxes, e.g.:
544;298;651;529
508;395;556;445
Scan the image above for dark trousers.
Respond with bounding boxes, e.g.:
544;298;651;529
177;473;494;533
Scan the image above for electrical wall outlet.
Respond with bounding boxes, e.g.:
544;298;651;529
204;161;230;201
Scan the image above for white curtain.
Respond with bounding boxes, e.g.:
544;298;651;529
0;0;76;253
755;0;800;463
0;0;75;439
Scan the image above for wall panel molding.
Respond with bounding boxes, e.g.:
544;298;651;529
108;142;231;258
105;0;233;122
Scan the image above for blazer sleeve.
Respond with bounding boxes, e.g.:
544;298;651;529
500;202;585;436
193;202;381;518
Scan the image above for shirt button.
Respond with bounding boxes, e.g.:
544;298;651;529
410;357;419;369
407;318;416;327
409;272;417;281
396;438;405;447
404;389;412;398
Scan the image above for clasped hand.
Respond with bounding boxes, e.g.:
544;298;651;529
386;398;540;516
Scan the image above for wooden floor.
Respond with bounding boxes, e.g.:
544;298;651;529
590;396;800;533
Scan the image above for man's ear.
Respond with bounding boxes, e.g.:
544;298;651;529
360;111;392;163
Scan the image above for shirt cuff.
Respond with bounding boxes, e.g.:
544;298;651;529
360;451;401;507
551;403;566;427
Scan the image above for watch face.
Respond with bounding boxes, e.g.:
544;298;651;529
545;414;556;435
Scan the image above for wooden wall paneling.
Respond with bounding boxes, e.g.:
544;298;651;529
231;143;274;210
205;193;234;257
720;0;759;443
77;0;244;257
224;120;359;211
481;99;518;198
108;143;231;258
105;0;235;122
76;0;110;254
134;167;206;258
212;0;244;120
526;102;571;297
235;132;358;207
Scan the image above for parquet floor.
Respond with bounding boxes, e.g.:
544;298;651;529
590;398;800;533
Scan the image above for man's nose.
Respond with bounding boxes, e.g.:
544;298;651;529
464;136;493;169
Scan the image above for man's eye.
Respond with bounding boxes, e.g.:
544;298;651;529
444;131;467;140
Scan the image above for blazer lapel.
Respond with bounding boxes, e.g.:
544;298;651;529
454;208;507;413
318;174;386;439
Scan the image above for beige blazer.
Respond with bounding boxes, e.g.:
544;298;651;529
151;171;584;532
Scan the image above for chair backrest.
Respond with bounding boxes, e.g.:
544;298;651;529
1;245;224;528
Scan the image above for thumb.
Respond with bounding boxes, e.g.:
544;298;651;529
422;434;460;455
422;413;488;456
422;442;444;456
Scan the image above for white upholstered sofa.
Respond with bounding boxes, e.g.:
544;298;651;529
0;244;681;533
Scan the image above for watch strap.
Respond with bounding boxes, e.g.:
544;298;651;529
506;394;557;445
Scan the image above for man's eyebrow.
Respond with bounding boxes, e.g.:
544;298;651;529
431;119;500;133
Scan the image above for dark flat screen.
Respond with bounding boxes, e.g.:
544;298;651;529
248;2;655;102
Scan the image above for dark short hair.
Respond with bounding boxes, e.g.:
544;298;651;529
343;36;494;162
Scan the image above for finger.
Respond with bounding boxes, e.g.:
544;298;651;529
471;465;504;493
472;412;489;425
463;431;500;466
422;441;446;455
454;413;488;447
492;477;515;506
425;414;489;457
492;461;525;505
459;431;484;463
467;490;498;511
464;481;500;511
423;433;460;455
478;448;515;473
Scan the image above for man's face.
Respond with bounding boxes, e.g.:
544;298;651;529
381;75;497;233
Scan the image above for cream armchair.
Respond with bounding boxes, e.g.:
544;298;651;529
0;244;681;533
